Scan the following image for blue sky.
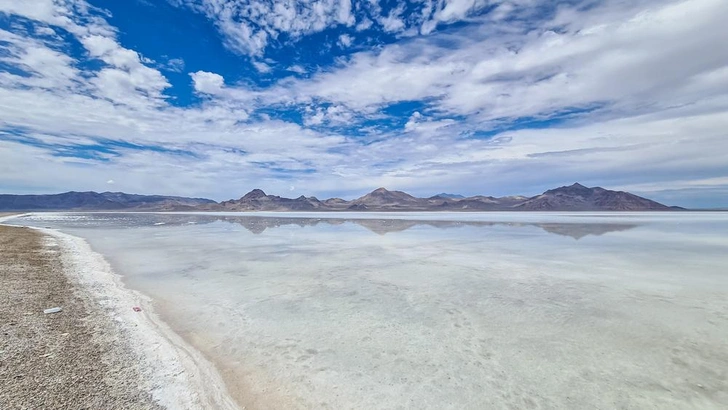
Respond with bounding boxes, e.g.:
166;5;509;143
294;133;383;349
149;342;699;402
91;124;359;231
1;0;727;207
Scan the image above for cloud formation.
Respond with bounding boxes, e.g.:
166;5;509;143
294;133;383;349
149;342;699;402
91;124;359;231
0;0;727;207
174;0;356;55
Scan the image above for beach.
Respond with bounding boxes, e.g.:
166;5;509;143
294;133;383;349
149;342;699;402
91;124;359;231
0;216;237;409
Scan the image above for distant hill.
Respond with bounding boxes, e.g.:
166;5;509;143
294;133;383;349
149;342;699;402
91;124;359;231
210;184;677;212
210;189;325;211
431;193;465;199
514;183;671;211
352;187;422;207
0;191;215;211
0;183;680;212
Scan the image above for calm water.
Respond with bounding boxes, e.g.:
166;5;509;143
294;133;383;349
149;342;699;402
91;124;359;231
9;212;728;409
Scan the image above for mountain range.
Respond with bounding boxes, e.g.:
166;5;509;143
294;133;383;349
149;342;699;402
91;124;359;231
0;191;214;211
0;183;681;212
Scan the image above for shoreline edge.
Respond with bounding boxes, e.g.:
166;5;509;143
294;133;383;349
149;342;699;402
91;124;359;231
1;214;239;409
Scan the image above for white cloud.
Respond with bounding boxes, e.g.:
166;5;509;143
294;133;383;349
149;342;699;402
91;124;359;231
33;26;57;37
435;0;487;24
379;5;406;33
257;0;728;126
304;109;326;126
165;57;185;72
338;33;353;48
355;18;373;31
616;177;728;193
252;60;272;73
304;104;355;126
337;0;355;26
404;111;423;131
174;0;361;56
0;0;727;207
190;70;225;94
287;64;307;74
0;0;67;25
0;29;81;90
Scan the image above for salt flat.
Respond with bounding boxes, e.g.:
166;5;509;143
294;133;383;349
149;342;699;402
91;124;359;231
9;212;728;409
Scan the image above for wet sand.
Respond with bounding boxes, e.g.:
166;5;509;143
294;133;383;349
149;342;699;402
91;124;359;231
0;224;161;408
0;219;237;409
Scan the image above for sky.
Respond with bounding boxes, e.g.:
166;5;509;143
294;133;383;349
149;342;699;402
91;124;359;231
0;0;727;207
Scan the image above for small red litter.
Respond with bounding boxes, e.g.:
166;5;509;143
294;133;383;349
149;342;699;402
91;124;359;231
132;306;142;312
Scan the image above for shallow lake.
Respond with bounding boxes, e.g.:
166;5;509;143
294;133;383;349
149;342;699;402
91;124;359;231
10;212;728;409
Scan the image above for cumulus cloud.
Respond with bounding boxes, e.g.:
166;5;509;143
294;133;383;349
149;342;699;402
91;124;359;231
379;5;406;33
169;0;551;56
258;0;728;127
0;0;727;207
355;17;373;31
303;104;356;126
338;33;353;48
190;70;225;94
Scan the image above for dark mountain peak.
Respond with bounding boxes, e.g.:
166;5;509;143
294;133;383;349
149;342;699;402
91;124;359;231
241;189;267;200
433;193;465;199
354;187;420;206
366;187;414;197
0;191;216;211
324;197;348;204
545;182;595;196
348;204;368;210
518;183;671;211
0;183;678;212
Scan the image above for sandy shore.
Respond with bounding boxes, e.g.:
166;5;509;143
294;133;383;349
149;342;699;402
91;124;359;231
0;216;238;409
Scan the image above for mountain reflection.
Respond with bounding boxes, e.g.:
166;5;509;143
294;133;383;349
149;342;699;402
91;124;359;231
13;213;639;239
131;214;637;240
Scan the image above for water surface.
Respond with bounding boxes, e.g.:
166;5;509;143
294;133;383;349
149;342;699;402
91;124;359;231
10;212;728;409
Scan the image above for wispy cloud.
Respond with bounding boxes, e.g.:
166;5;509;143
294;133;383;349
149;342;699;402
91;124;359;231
0;0;727;206
163;57;186;72
172;0;356;55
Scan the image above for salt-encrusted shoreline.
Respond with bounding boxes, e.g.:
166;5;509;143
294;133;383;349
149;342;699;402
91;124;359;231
1;215;238;409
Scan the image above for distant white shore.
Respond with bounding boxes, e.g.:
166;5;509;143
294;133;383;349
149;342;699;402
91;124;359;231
28;209;722;223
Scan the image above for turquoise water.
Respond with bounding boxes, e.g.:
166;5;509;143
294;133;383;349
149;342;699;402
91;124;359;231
9;212;728;409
